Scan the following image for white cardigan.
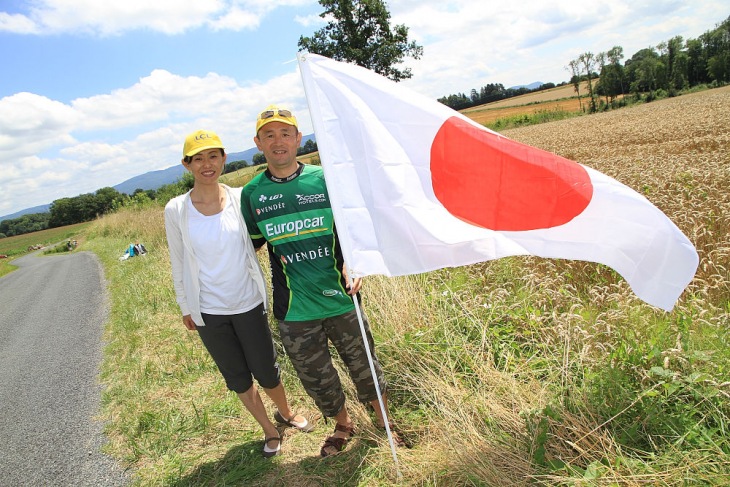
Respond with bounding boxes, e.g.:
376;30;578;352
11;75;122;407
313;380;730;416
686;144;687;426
164;184;268;326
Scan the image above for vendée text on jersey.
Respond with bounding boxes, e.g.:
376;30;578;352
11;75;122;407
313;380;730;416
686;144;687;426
280;245;332;264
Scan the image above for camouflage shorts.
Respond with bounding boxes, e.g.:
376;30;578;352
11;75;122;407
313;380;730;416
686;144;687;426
278;310;386;418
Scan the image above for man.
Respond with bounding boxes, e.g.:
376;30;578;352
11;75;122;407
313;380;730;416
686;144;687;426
241;105;405;457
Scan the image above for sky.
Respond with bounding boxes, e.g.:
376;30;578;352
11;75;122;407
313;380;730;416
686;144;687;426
0;0;725;218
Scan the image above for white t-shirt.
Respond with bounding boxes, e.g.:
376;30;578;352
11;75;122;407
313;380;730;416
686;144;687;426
187;196;262;315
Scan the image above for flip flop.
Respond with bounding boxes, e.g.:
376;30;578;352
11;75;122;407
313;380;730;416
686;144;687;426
262;436;281;458
274;410;315;433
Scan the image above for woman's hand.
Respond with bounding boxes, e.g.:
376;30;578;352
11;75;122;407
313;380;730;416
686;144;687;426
182;314;197;330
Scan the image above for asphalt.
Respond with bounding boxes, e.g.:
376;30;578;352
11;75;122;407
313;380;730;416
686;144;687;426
0;250;131;487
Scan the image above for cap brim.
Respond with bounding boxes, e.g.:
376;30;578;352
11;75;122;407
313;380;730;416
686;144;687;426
185;145;225;158
256;118;297;134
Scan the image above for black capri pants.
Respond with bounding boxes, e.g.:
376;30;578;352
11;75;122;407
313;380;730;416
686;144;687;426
197;303;281;393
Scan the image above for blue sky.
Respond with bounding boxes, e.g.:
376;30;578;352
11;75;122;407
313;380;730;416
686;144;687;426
0;0;725;217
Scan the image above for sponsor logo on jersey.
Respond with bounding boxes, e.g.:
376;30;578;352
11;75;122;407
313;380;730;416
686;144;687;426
257;202;286;215
259;193;283;202
322;289;342;297
279;245;332;264
296;193;326;205
265;216;327;241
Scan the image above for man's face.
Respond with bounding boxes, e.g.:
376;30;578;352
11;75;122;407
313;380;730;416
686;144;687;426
254;121;302;175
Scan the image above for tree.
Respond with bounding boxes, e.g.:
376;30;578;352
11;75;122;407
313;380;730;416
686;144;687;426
578;52;598;112
566;59;583;111
252;153;267;165
298;139;319;156
703;16;730;83
298;0;423;82
626;48;661;97
94;187;124;216
685;38;708;85
596;46;626;105
48;197;77;228
664;36;689;93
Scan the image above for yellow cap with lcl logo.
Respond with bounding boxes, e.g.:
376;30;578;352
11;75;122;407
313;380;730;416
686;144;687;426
183;130;225;158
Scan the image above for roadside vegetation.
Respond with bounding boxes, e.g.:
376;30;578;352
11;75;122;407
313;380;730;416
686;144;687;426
0;222;90;277
41;86;720;485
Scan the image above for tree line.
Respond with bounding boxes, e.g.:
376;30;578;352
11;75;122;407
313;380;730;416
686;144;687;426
0;142;320;238
439;15;730;112
437;82;560;111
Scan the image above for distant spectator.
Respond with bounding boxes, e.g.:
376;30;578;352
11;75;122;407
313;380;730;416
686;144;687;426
133;241;147;256
119;241;144;261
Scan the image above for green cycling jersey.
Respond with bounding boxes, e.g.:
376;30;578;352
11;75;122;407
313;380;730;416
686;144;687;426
241;163;354;321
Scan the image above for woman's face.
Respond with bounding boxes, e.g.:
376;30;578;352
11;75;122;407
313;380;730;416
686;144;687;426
185;148;226;184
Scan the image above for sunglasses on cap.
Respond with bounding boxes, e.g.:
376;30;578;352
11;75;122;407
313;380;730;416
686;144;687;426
259;109;293;119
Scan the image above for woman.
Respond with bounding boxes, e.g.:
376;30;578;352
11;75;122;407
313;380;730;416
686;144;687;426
164;129;312;458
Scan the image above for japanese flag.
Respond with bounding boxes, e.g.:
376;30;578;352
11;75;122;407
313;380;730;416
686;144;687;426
297;53;698;311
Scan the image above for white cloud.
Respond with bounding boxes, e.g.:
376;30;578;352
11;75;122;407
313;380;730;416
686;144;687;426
294;13;323;28
0;66;309;216
393;0;722;97
212;7;261;31
0;0;316;36
0;11;39;33
14;0;224;35
0;93;79;162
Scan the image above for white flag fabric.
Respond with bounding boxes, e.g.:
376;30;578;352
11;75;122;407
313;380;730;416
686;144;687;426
297;53;698;311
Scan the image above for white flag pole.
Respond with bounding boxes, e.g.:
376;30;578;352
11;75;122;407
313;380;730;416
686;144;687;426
299;52;402;478
348;270;402;477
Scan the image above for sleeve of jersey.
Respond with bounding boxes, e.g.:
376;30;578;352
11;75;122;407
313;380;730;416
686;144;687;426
240;184;265;245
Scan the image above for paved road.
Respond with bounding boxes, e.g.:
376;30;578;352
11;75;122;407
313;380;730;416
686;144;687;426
0;250;130;487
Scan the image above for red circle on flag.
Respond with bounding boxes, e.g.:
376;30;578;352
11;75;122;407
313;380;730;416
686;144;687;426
431;117;593;231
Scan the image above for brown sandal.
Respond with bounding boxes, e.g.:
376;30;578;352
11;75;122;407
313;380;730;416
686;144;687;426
381;422;410;448
320;422;355;457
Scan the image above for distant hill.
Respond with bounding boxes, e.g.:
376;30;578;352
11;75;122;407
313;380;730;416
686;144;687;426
0;134;316;222
508;81;544;90
0;204;52;222
112;146;262;194
113;134;315;194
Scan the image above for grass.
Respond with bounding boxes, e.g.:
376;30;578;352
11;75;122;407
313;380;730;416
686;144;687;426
485;108;580;131
5;87;729;485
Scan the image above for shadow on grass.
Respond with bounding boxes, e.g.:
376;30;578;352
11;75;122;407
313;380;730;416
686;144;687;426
168;440;276;487
169;435;381;487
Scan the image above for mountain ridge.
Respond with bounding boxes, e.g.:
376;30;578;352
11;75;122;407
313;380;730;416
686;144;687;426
1;135;315;222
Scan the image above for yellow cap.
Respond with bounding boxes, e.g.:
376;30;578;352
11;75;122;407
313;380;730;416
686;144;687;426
183;129;225;158
255;104;298;134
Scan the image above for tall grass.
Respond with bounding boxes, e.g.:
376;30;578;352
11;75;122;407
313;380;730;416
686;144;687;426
83;87;730;485
486;108;579;131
